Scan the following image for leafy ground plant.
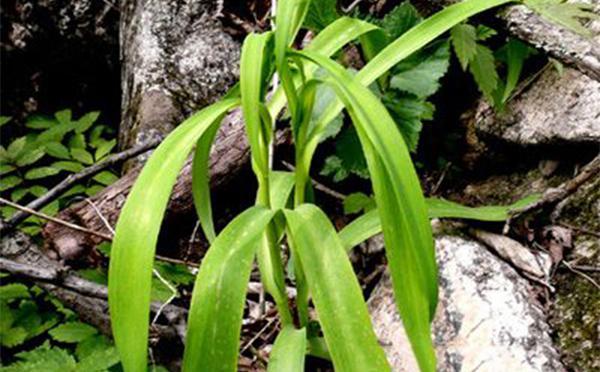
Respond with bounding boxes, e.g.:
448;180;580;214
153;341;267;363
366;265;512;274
0;277;121;371
107;0;594;371
0;110;119;235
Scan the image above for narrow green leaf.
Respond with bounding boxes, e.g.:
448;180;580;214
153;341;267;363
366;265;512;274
108;98;238;372
52;161;84;173
339;194;542;250
267;326;307;372
284;205;390;372
16;149;45;167
94;139;116;161
183;206;275;372
25;167;60;180
45;142;71;160
0;164;16;176
7;137;27;160
293;49;436;371
69;134;87;150
70;148;94;165
75;111;100;133
240;32;273;179
26;115;56;129
500;39;533;102
54;109;72;125
0;176;22;192
191;123;220;243
93;171;119;186
10;188;29;202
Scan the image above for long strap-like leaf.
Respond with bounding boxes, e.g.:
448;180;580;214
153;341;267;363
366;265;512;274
339;194;542;250
284;205;390;372
267;326;307;372
108;98;238;372
183;206;276;372
291;49;437;371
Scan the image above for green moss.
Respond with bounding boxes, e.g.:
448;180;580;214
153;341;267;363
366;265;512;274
550;272;600;371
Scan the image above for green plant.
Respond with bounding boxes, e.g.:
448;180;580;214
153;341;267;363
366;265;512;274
0;110;119;235
106;1;590;371
0;278;121;371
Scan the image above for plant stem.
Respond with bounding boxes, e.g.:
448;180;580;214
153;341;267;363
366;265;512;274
292;155;310;327
256;176;294;326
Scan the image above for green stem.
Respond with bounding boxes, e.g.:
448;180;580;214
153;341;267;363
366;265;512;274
257;176;294;326
292;154;310;327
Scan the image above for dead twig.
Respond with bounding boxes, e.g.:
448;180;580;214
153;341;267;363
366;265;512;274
562;261;600;290
0;198;199;268
1;139;160;233
281;161;346;200
504;154;600;233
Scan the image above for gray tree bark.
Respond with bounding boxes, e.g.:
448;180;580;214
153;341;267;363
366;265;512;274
119;0;240;158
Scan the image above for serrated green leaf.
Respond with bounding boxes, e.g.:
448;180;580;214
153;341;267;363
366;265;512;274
45;142;71;160
7;137;27;160
333;126;369;180
71;148;93;165
1;327;28;347
49;321;97;343
390;40;450;98
76;345;120;371
26;115;56;129
69;133;87;150
75;334;111;360
75;111;100;133
25;167;60;180
6;346;77;371
267;326;306;372
16;149;45;167
1;176;23;192
284;205;390;371
154;261;194;286
475;24;497;40
52;161;84;173
108;98;238;372
304;0;339;32
379;1;422;40
499;38;534;103
343;192;375;215
183;207;275;371
0;284;30;301
54;109;72;125
93;171;118;186
450;23;477;70
469;44;498;101
94;139;116;161
525;0;600;36
320;155;349;182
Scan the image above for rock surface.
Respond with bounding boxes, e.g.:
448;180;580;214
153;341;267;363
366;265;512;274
474;67;600;146
368;235;564;371
549;175;600;371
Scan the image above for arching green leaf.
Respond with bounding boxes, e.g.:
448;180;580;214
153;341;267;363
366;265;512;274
267;326;307;372
284;205;390;372
108;98;238;372
183;207;275;372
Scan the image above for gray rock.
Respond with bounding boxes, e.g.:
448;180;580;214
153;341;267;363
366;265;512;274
368;235;564;371
474;67;600;146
